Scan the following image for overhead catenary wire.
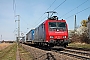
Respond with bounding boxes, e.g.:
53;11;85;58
34;0;66;27
65;6;90;19
33;0;57;27
34;17;47;27
34;0;67;27
60;0;89;18
15;0;55;34
20;16;33;26
20;16;35;33
50;0;66;17
46;0;57;11
53;0;66;11
28;0;67;29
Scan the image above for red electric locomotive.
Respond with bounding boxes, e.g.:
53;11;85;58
34;11;68;47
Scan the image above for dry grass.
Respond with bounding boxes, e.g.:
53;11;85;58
0;43;17;60
18;45;33;60
68;43;90;49
0;43;12;50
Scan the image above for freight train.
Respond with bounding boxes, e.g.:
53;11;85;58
25;14;68;47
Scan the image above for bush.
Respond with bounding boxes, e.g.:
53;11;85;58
70;32;90;44
80;33;90;44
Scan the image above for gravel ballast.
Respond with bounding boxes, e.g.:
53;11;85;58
21;44;81;60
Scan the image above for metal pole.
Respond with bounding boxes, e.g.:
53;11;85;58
74;15;76;31
1;35;2;41
15;15;20;43
18;15;20;43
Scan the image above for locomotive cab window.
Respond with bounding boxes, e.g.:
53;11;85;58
49;22;66;27
49;22;66;31
49;22;56;27
57;22;66;27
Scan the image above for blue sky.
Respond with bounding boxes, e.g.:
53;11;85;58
0;0;90;40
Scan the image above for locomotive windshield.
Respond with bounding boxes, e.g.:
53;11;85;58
49;22;66;31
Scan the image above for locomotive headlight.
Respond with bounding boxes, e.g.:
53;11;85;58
50;36;54;38
63;36;66;38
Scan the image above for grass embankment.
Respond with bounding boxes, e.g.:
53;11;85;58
0;43;11;50
18;44;33;60
0;43;17;60
68;43;90;49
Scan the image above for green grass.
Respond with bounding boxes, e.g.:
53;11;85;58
68;43;90;49
0;43;17;60
18;45;33;60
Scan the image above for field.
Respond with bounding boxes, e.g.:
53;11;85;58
0;43;11;50
0;43;17;60
0;43;90;60
68;43;90;49
0;43;33;60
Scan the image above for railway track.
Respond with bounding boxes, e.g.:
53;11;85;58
22;43;90;60
52;47;90;60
